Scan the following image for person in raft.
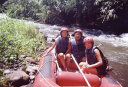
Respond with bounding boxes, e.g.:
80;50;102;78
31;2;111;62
71;29;86;65
79;37;107;75
43;27;71;71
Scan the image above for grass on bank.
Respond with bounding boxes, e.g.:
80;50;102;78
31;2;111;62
0;18;46;86
0;18;46;65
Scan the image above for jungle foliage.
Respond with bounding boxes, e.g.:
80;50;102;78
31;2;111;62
2;0;128;34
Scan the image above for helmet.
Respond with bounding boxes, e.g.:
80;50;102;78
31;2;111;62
60;27;69;35
60;28;69;32
74;29;83;36
84;37;94;44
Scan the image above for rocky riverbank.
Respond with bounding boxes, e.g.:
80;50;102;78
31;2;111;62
2;56;38;87
0;13;62;86
1;27;60;87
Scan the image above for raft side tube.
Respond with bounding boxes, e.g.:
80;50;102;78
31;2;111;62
100;74;122;87
57;71;100;87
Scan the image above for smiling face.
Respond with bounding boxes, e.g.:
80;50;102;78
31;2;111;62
61;31;68;38
74;32;82;41
85;42;93;49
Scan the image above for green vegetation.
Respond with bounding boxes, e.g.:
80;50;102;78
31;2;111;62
0;17;46;86
0;18;46;65
3;0;47;20
2;0;128;34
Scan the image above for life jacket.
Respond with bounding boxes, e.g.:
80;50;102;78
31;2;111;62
86;46;108;70
71;38;85;63
56;36;69;54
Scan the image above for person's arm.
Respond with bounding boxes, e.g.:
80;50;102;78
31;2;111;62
87;49;103;68
43;40;57;57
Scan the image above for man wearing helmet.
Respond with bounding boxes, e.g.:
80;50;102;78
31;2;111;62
43;27;71;71
80;37;106;75
71;29;86;66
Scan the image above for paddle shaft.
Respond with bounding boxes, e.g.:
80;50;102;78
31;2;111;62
71;55;91;87
54;54;61;71
97;43;103;47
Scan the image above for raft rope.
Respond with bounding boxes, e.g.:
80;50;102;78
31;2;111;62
37;60;57;87
71;55;91;87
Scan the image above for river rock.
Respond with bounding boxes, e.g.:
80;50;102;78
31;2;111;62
30;75;35;80
26;66;37;75
20;55;26;58
6;71;29;86
20;83;33;87
3;69;11;75
25;57;37;64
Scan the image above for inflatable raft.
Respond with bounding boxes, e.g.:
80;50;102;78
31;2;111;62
33;50;122;87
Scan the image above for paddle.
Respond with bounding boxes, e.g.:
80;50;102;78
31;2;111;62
71;54;91;87
97;43;103;47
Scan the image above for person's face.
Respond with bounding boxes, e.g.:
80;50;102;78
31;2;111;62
61;31;68;38
74;32;81;41
85;42;92;49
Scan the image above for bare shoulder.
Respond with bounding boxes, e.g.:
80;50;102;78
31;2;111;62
94;48;100;54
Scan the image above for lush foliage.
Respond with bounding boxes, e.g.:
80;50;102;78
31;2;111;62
0;18;46;65
2;0;128;34
95;0;127;22
94;0;128;33
3;0;47;20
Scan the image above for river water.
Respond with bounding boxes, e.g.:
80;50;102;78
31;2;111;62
39;25;128;87
0;13;127;87
82;29;128;87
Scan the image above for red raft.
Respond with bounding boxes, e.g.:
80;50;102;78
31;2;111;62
33;51;122;87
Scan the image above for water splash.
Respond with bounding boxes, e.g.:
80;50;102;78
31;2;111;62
83;30;128;47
